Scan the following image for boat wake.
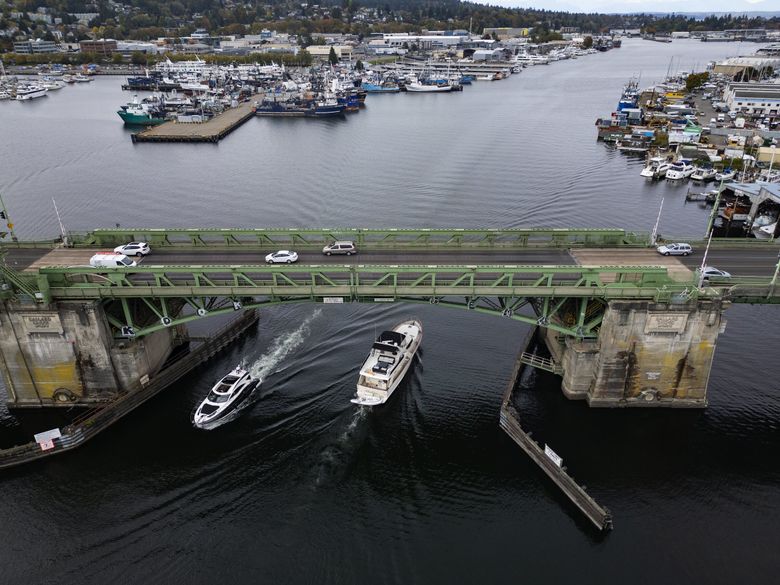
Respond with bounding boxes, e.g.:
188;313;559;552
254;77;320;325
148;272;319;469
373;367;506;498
312;407;370;487
195;308;322;430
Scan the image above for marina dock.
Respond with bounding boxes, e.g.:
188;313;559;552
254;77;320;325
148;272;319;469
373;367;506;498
0;310;259;470
131;100;256;144
500;328;613;532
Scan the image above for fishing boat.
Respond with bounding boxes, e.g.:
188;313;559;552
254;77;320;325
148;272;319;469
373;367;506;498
352;320;423;407
117;95;167;125
361;80;400;93
406;81;452;92
192;366;259;427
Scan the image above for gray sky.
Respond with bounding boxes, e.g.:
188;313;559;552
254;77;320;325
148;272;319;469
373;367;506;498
484;0;778;14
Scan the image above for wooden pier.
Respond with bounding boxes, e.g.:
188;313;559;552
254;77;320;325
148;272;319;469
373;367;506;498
131;100;256;144
0;310;259;470
501;327;613;532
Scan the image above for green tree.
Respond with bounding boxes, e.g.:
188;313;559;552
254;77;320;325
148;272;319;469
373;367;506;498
582;35;593;49
130;51;147;66
328;46;338;65
111;52;124;64
355;59;364;71
685;72;709;92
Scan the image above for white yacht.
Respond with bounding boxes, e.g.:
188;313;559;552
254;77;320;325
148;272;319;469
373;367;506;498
665;160;695;180
15;84;48;100
352;320;423;406
639;157;671;179
691;166;716;182
192;366;258;427
73;74;93;82
715;168;736;182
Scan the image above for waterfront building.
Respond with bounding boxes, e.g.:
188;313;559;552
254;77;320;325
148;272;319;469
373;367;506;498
12;39;61;54
724;82;780;117
79;38;118;56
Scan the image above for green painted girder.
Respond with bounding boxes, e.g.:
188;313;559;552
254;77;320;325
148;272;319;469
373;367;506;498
36;263;692;302
69;227;651;250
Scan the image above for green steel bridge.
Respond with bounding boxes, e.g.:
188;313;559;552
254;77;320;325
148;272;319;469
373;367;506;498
2;227;779;339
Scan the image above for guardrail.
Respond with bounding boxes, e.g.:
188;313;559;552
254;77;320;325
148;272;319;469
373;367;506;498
0;310;259;470
66;228;652;250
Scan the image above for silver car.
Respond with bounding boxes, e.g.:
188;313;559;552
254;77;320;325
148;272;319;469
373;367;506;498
656;243;692;256
322;241;357;256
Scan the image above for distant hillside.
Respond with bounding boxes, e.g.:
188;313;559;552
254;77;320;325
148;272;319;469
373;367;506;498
1;1;778;47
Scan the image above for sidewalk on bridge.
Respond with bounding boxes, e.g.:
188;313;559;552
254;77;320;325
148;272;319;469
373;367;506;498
571;249;694;282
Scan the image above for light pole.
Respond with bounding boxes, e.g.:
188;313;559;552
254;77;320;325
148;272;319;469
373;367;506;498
769;144;777;180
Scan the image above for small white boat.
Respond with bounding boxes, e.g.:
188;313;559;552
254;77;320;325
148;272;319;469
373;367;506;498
666;160;695;180
639;157;671;179
352;320;423;406
715;169;736;182
691;166;716;182
42;78;65;91
192;366;258;427
754;221;777;240
73;74;93;82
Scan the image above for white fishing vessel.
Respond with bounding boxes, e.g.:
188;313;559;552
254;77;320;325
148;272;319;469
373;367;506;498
352;320;423;406
406;81;452;92
192;366;258;427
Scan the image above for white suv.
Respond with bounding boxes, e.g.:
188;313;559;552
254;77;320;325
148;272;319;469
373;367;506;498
113;242;150;256
322;241;357;256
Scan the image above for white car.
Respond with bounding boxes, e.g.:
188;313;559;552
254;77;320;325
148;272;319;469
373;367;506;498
265;250;299;264
656;243;693;256
700;266;731;280
113;242;150;256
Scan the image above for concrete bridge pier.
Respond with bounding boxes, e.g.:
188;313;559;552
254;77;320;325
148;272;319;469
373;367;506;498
544;299;728;407
0;300;182;408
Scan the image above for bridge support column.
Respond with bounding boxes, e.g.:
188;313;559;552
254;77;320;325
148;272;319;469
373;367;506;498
0;300;179;408
549;299;727;407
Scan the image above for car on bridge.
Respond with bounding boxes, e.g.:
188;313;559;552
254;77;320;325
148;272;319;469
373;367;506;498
656;242;693;256
700;266;731;280
265;250;299;264
113;242;150;257
322;241;357;256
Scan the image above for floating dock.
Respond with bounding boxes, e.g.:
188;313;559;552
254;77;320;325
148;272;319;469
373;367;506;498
501;327;613;532
131;100;256;144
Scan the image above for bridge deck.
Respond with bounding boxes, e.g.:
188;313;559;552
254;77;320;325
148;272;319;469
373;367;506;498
571;249;694;282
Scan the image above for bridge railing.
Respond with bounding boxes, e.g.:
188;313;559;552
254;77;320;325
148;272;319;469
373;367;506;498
66;228;652;250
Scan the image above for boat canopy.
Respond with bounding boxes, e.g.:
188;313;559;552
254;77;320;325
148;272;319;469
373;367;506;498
372;342;399;354
377;330;405;345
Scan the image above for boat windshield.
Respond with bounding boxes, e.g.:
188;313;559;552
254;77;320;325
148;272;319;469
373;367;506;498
207;391;231;403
